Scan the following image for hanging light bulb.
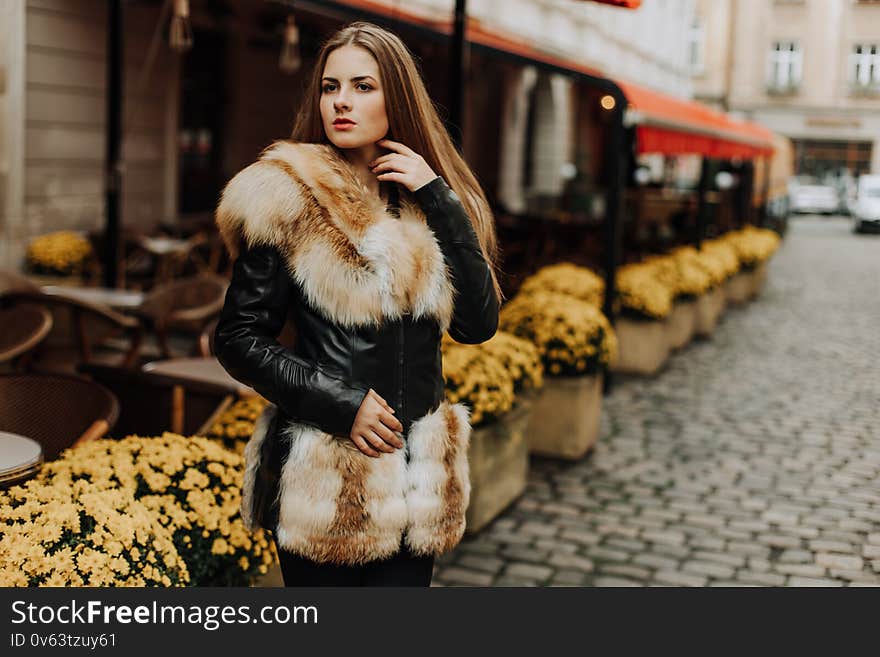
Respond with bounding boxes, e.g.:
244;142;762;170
279;15;301;74
169;0;193;53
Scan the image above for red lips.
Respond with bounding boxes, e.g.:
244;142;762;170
333;118;355;125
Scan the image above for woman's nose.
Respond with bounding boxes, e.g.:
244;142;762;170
334;91;352;112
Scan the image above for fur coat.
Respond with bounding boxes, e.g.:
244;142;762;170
215;140;496;565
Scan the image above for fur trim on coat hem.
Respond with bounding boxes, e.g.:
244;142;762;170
240;401;472;565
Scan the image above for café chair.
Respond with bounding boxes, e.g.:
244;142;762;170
0;302;53;369
3;290;144;372
0;373;119;461
0;269;40;303
132;273;228;359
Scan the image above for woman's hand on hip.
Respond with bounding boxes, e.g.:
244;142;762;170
350;388;405;457
369;139;438;192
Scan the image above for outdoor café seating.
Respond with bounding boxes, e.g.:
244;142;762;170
0;269;40;301
0;302;53;369
0;373;119;462
3;289;144;373
0;431;43;489
78;362;236;438
131;273;228;359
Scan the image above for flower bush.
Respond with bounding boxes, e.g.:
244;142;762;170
724;226;781;268
446;330;544;398
691;245;728;288
499;291;617;376
0;480;189;587
441;337;516;427
1;433;275;587
645;249;713;300
203;396;269;454
698;239;740;282
478;331;544;395
616;262;674;320
26;231;93;276
517;263;605;307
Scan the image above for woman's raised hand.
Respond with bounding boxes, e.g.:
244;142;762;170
369;139;438;192
350;388;405;457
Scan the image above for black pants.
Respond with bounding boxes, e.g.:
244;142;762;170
274;537;434;587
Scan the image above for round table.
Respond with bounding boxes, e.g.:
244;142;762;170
142;357;256;396
40;285;145;311
0;431;43;488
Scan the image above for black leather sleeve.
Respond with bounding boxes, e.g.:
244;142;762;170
413;176;500;344
214;244;369;438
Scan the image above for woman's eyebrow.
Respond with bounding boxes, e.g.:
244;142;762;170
321;75;377;83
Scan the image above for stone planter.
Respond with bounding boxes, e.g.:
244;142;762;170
611;317;670;376
694;286;726;337
250;562;284;587
725;269;753;305
666;299;697;351
525;374;603;460
750;261;769;298
465;393;533;534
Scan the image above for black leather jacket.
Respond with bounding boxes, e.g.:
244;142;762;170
214;176;499;528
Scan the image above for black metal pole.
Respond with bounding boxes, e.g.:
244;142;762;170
758;155;771;227
738;161;754;227
602;91;627;394
104;0;123;288
696;157;711;250
448;0;466;151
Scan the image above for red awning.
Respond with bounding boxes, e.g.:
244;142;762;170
586;0;642;7
619;82;775;159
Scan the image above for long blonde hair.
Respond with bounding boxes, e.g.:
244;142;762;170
291;21;503;303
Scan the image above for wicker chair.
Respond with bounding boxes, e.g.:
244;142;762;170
197;317;219;358
0;373;119;461
0;302;53;366
3;290;144;372
132;273;228;359
0;269;40;302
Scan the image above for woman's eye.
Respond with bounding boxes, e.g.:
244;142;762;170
321;82;373;93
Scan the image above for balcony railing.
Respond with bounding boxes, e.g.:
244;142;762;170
766;81;800;96
850;81;880;97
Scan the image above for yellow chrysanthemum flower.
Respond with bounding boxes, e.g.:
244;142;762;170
499;291;617;376
25;231;92;276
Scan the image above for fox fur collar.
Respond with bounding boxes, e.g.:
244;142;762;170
216;140;455;331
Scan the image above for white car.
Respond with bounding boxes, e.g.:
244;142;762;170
853;174;880;233
788;177;839;215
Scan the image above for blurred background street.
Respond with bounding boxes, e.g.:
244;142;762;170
436;214;880;586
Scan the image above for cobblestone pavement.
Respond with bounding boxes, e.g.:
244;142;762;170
433;216;880;587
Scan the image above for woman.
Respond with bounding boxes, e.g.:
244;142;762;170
214;21;502;587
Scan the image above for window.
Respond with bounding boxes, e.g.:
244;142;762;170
850;44;880;91
767;41;802;93
687;17;705;75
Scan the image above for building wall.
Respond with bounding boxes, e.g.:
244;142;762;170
405;0;696;96
692;0;732;108
0;0;178;271
24;0;107;245
721;0;880;174
0;0;26;271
